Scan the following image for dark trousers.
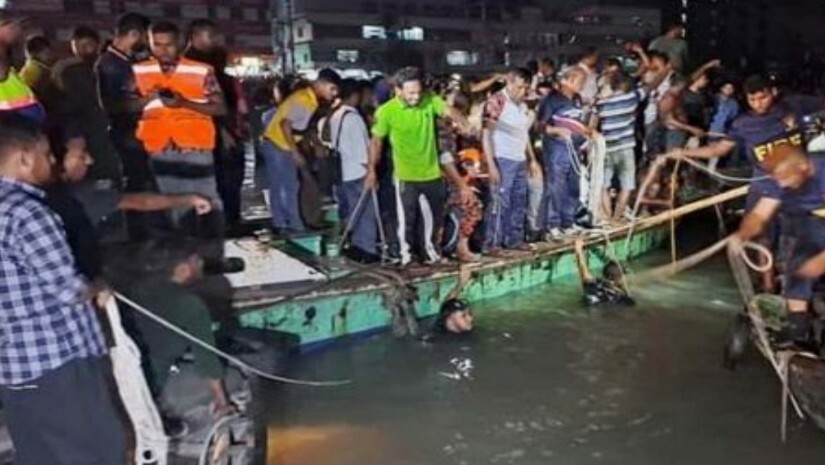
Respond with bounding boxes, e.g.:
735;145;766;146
0;357;126;465
395;178;447;265
336;178;378;255
110;124;168;240
214;133;245;231
542;144;580;229
484;158;528;250
377;152;400;257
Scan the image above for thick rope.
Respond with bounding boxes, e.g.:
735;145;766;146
676;155;770;183
114;293;352;387
198;413;241;465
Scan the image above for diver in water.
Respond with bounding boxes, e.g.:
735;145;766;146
420;298;475;342
574;238;635;306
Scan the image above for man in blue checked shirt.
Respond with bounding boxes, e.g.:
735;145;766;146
0;115;125;465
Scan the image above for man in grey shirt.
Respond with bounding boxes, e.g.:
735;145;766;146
330;79;378;262
649;24;689;72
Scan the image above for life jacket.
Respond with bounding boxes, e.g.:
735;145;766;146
0;69;44;122
457;148;485;182
132;57;216;154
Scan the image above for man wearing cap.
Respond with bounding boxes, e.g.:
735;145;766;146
0;13;44;122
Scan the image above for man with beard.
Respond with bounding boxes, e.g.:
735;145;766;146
365;66;470;266
185;19;245;230
96;12;161;239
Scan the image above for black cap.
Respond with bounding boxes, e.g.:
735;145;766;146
440;298;469;314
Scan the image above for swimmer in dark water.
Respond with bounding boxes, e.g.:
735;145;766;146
574;238;635;306
420;298;475;342
435;298;475;333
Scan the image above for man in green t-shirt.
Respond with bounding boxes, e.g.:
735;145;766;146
365;67;468;265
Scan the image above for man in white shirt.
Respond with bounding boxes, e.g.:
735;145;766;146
577;48;600;107
330;79;378;262
482;68;538;252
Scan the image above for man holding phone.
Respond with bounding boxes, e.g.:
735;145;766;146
130;20;227;240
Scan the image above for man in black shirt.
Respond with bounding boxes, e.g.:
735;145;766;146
95;12;163;239
184;19;245;230
574;239;635;307
53;26;119;181
46;129;212;279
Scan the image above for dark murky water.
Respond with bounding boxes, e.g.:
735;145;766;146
263;255;825;465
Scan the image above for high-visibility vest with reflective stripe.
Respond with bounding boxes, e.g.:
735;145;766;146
133;57;216;154
0;69;40;112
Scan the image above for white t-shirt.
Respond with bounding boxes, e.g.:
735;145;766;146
329;105;370;182
643;71;675;126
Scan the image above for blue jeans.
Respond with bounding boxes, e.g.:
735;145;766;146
260;140;305;232
484;158;528;249
527;172;544;232
543;144;580;229
336;178;378;255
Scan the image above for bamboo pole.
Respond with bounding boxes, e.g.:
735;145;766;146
669;159;682;266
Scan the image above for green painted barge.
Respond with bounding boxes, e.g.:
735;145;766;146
231;186;748;349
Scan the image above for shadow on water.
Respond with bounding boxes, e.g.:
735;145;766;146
262;214;825;465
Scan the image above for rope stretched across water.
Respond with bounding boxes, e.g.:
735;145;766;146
631;237;772;283
114;292;352;387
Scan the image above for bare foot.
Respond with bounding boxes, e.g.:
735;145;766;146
457;251;480;263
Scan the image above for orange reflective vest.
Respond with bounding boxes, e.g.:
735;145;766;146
132;58;216;154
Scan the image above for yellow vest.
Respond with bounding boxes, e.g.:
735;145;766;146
264;87;319;151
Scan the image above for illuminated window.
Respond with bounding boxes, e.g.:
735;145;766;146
362;25;387;40
337;49;359;63
397;27;424;41
446;50;479;66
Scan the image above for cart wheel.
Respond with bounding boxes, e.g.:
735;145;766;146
723;312;751;370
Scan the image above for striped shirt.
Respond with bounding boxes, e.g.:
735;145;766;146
596;88;647;153
0;178;106;385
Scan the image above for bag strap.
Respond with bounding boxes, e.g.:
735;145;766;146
333;108;355;152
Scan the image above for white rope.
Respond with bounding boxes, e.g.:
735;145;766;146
114;292;352;387
197;413;242;465
741;241;774;273
677;155;771;183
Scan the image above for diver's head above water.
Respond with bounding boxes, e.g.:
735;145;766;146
603;261;625;286
436;298;474;334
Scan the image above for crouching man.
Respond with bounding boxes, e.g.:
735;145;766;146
125;238;232;434
730;145;825;348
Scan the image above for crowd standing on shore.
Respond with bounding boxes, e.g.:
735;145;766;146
2;9;825;464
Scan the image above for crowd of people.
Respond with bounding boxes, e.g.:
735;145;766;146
259;23;746;268
3;6;825;463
